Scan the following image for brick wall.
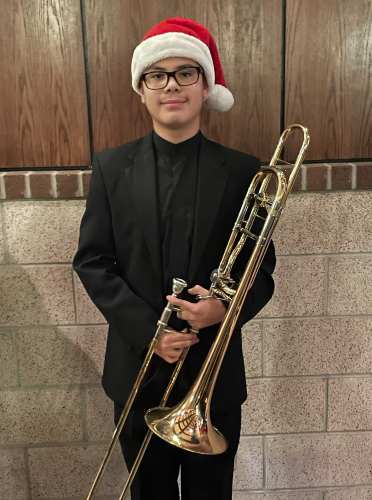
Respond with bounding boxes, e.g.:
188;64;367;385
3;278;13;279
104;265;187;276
1;186;372;499
1;162;372;200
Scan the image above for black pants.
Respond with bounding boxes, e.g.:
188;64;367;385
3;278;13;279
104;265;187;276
114;402;241;500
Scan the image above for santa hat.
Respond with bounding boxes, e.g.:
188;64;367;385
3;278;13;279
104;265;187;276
131;17;234;112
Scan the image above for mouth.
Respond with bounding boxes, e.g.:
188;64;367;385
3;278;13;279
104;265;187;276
161;99;187;107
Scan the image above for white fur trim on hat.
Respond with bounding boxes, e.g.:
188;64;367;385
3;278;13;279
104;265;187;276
205;84;234;112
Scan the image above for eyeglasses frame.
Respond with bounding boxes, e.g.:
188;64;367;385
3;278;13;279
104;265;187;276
140;66;203;90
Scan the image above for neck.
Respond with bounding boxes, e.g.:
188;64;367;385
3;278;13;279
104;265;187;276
153;118;201;144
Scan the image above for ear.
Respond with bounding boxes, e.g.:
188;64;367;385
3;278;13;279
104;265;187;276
139;82;146;104
202;77;209;99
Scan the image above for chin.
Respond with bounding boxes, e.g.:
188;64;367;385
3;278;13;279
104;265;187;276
160;116;187;128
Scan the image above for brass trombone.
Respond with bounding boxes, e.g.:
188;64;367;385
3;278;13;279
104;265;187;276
145;123;310;454
86;124;310;498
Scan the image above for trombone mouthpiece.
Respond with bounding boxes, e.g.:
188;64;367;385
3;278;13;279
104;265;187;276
172;278;187;295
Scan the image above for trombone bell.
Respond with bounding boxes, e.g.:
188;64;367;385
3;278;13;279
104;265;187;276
145;397;227;455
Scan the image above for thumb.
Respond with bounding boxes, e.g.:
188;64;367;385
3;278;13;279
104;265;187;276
188;285;207;295
181;328;188;333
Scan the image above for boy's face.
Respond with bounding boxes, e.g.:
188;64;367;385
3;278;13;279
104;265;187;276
139;57;208;131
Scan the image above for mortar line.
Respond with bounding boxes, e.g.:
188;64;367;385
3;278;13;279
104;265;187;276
0;187;370;203
253;312;372;321
245;374;372;381
4;310;372;331
37;497;121;500
0;382;101;392
77;171;84;198
231;492;322;500
0;323;107;332
0;202;10;263
0;250;372;268
262;435;267;490
0;262;77;267
233;483;372;492
24;172;31;199
323;164;332;190
0;173;5;199
0;439;111;450
349;163;357;189
324;378;329;431
276;251;372;259
23;447;32;500
51;171;58;198
1;374;370;393
80;385;89;442
43;497;122;500
261;321;265;377
28;498;86;500
301;165;307;190
71;268;78;324
12;330;21;387
240;428;372;438
324;256;329;316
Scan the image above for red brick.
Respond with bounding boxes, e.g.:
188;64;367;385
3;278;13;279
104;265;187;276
4;172;26;199
331;163;352;190
82;170;92;197
56;171;79;198
306;164;327;191
356;163;372;189
29;172;53;199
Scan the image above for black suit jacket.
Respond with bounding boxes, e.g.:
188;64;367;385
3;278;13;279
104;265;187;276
73;132;276;412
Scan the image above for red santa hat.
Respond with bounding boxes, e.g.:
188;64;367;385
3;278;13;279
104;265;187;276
131;17;234;112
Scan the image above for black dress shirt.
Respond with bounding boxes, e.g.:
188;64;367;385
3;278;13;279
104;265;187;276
153;130;201;298
153;130;201;403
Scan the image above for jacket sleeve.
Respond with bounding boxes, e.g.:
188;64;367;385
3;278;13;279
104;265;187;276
73;154;159;358
230;159;276;329
232;238;276;330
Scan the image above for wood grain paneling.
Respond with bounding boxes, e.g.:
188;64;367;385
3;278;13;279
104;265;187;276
0;0;90;168
85;0;282;161
285;0;372;160
197;0;282;160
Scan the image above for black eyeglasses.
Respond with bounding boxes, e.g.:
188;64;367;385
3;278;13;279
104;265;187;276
140;66;203;90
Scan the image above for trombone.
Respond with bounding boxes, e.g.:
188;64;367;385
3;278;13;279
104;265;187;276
86;123;310;498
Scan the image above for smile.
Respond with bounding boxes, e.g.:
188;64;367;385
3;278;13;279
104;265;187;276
161;100;186;107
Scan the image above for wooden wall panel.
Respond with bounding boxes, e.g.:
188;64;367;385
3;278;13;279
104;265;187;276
285;0;372;161
0;0;90;168
86;0;282;161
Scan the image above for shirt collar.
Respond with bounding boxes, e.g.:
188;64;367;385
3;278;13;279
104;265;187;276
153;130;202;157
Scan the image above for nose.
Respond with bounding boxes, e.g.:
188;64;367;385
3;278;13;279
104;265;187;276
165;75;180;91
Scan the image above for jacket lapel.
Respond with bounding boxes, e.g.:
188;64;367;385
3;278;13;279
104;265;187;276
188;135;228;284
125;132;163;292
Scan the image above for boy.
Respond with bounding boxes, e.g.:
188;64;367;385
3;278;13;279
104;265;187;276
74;17;275;500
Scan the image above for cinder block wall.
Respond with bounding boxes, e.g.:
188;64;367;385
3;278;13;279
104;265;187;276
1;191;372;499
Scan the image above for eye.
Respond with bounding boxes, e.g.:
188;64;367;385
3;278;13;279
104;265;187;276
149;73;166;80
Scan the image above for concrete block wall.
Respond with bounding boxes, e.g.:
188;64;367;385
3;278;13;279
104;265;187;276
1;191;372;499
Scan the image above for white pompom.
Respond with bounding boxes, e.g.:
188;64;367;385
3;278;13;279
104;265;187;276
205;84;234;112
